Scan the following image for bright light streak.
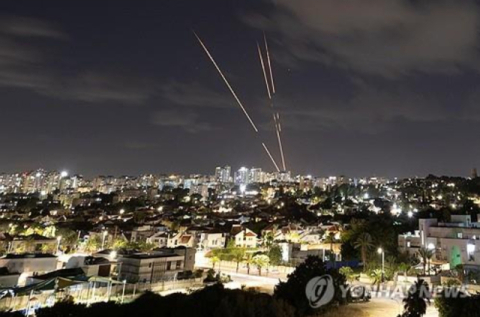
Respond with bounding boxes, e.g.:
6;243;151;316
194;31;259;132
276;125;286;171
264;34;275;94
262;143;280;172
257;42;271;99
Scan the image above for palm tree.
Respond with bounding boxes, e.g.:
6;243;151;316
386;255;399;282
232;248;246;273
261;232;274;251
252;254;270;276
325;232;336;252
398;279;430;317
211;256;219;270
244;253;254;275
418;247;434;275
354;232;374;271
370;269;383;292
398;262;411;283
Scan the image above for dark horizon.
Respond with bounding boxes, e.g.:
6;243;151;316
1;1;480;178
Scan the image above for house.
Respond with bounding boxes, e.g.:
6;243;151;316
118;247;195;283
398;216;480;269
147;232;169;248
231;225;257;248
198;229;226;250
167;232;197;248
9;234;57;253
0;254;58;286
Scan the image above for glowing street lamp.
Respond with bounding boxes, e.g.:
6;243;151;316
109;250;117;260
378;247;385;282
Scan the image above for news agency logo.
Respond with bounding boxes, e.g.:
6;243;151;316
305;274;335;308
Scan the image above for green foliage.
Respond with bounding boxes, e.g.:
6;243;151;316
353;232;374;271
125;241;155;252
252;254;270;276
84;235;101;252
434;288;478;317
268;244;282;266
418;247;434;276
398;279;430;317
274;256;347;317
339;266;357;283
26;285;297;317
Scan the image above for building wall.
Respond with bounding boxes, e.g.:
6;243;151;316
119;255;184;283
0;257;57;275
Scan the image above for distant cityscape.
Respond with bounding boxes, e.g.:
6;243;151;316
0;165;395;199
1;165;480;315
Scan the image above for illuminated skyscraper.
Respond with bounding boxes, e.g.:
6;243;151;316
215;165;231;183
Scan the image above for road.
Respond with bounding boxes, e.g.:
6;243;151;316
220;269;439;317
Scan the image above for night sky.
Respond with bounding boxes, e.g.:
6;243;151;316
1;0;480;178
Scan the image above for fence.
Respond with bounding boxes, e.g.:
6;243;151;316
0;278;203;313
208;260;295;276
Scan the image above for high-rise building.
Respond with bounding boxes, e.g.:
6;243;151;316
249;168;263;183
215;166;231;183
234;167;249;185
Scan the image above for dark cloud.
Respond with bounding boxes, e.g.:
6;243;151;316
151;110;213;133
0;16;154;104
277;85;451;133
245;0;480;77
0;16;68;39
161;81;233;109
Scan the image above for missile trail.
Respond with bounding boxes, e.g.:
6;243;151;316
264;34;276;94
194;31;259;133
258;33;287;171
276;121;286;171
194;31;281;171
262;143;280;172
257;43;271;100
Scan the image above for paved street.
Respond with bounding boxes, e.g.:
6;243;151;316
222;270;440;317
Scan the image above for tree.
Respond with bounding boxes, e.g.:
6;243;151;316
268;244;283;266
398;262;411;282
111;237;128;250
56;228;78;252
252;254;270;276
339;266;357;284
231;248;246;273
354;232;374;271
386;255;399;281
274;256;347;317
398;279;430;317
262;232;274;250
244;252;254;275
84;236;101;253
418;247;434;275
211;256;219;270
370;269;383;292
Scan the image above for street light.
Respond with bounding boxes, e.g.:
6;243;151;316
56;236;62;254
377;247;385;282
101;231;108;250
121;280;126;303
